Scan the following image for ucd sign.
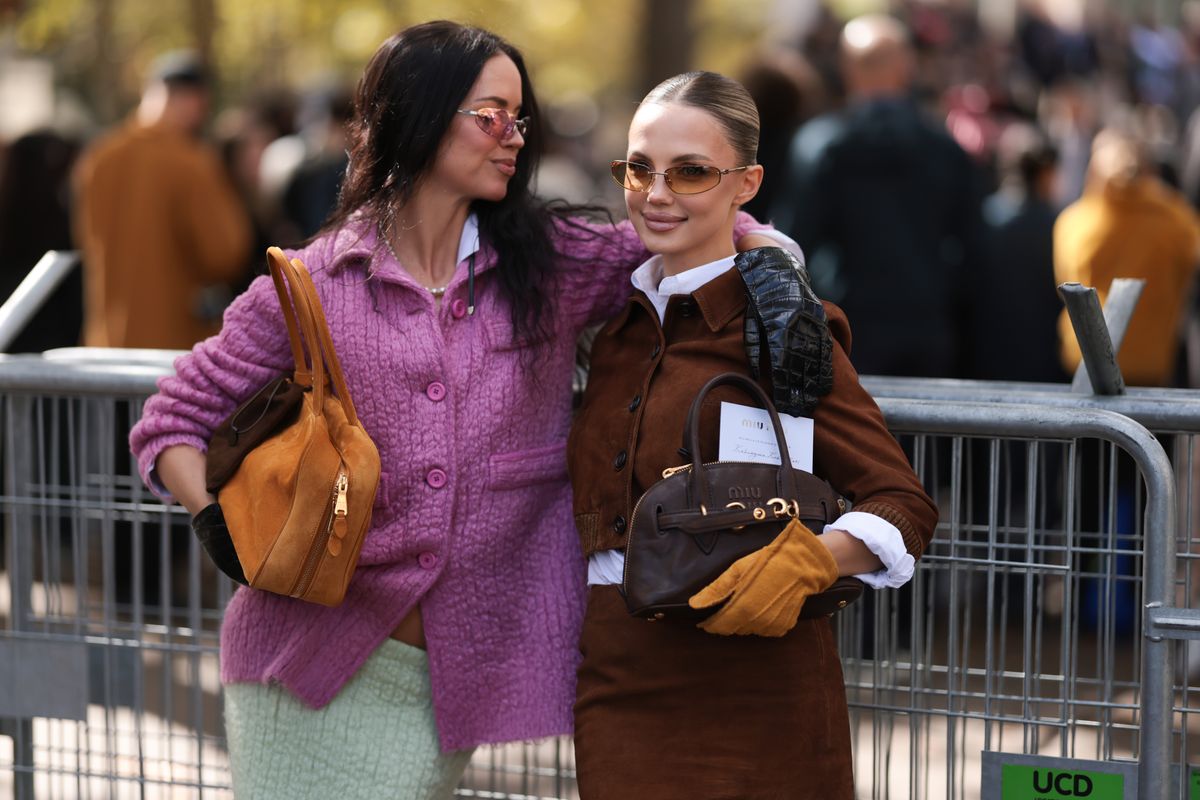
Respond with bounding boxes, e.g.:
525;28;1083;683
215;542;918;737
1001;765;1122;799
982;753;1137;800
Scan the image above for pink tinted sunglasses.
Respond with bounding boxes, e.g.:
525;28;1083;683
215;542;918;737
456;108;530;142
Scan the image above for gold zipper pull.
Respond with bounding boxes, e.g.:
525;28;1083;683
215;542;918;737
335;474;349;517
661;464;691;479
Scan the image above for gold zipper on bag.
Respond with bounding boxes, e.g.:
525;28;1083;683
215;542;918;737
331;474;349;547
661;459;750;479
292;467;348;597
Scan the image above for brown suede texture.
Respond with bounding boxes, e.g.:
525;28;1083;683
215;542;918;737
567;268;939;795
567;266;938;560
575;586;854;799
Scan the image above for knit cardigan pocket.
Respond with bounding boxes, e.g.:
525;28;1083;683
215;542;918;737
487;440;568;490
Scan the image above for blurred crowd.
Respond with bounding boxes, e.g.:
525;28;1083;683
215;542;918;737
3;0;1200;388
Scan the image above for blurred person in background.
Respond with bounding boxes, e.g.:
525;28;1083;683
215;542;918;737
280;86;355;241
215;95;301;292
737;50;821;221
1055;127;1200;387
0;130;83;352
1038;79;1101;205
966;123;1066;608
533;97;605;206
774;13;982;378
969;122;1065;383
1015;0;1100;92
1175;85;1200;209
1056;126;1198;641
73;51;251;349
1130;12;1187;110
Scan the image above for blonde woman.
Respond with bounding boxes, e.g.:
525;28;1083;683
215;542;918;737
567;71;938;798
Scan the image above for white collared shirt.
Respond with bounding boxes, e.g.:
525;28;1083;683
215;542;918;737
457;213;481;265
586;239;914;590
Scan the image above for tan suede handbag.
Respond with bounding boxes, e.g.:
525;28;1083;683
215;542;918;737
214;246;380;606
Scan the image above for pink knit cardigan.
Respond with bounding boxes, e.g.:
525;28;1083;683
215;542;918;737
130;213;768;751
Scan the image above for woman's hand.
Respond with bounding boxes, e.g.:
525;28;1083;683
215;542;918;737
735;232;781;252
688;519;839;636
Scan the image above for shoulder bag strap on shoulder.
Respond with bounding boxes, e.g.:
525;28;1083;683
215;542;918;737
265;246;314;387
288;257;362;428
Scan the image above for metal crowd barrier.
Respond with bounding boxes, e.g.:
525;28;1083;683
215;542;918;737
859;376;1200;800
839;396;1178;800
0;349;1193;800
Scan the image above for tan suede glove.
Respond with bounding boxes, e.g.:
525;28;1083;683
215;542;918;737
688;519;840;637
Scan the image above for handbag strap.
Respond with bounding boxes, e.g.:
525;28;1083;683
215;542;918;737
265;247;315;388
286;256;362;427
683;372;800;511
265;247;330;411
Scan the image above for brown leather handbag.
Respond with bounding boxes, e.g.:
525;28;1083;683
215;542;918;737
210;247;380;607
623;372;863;621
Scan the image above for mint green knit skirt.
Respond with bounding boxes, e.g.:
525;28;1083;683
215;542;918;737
223;638;474;799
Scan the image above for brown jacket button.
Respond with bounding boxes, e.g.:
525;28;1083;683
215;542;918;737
650;343;661;359
613;515;627;534
628;394;641;412
678;300;695;317
613;451;627;470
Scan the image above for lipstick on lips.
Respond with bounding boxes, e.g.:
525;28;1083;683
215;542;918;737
493;159;517;176
642;211;686;233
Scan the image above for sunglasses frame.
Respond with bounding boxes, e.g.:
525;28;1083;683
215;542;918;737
610;160;750;195
457;108;530;142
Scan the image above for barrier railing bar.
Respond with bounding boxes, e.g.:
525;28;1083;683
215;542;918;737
0;251;79;354
1059;281;1138;396
864;375;1200;432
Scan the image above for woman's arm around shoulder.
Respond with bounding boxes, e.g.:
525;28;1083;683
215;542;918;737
550;210;798;331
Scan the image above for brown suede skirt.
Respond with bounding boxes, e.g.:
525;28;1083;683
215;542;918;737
574;586;854;800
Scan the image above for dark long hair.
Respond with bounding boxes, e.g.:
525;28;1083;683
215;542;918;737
324;20;572;340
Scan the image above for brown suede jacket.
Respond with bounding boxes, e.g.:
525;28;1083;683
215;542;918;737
568;265;937;559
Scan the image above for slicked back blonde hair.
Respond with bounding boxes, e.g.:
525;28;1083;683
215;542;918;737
641;71;760;165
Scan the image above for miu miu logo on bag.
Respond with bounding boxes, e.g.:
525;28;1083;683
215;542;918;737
727;486;762;501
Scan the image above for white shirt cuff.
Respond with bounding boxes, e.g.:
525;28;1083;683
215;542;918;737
147;462;174;502
824;511;915;589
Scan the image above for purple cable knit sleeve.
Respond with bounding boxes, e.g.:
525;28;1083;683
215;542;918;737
552;211;778;332
129;270;295;501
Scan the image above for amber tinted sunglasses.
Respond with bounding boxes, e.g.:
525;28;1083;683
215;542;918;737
610;160;750;195
457;108;530;142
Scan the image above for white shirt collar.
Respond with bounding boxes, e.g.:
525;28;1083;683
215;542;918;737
630;253;737;324
457;213;481;266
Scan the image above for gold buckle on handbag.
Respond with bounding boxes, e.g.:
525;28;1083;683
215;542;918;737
766;498;801;519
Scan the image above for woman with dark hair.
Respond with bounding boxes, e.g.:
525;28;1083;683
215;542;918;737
129;22;787;798
568;71;937;798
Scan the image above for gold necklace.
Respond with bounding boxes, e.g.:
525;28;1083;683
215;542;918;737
380;229;449;296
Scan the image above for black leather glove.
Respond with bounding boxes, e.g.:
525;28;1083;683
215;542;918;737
191;502;249;585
